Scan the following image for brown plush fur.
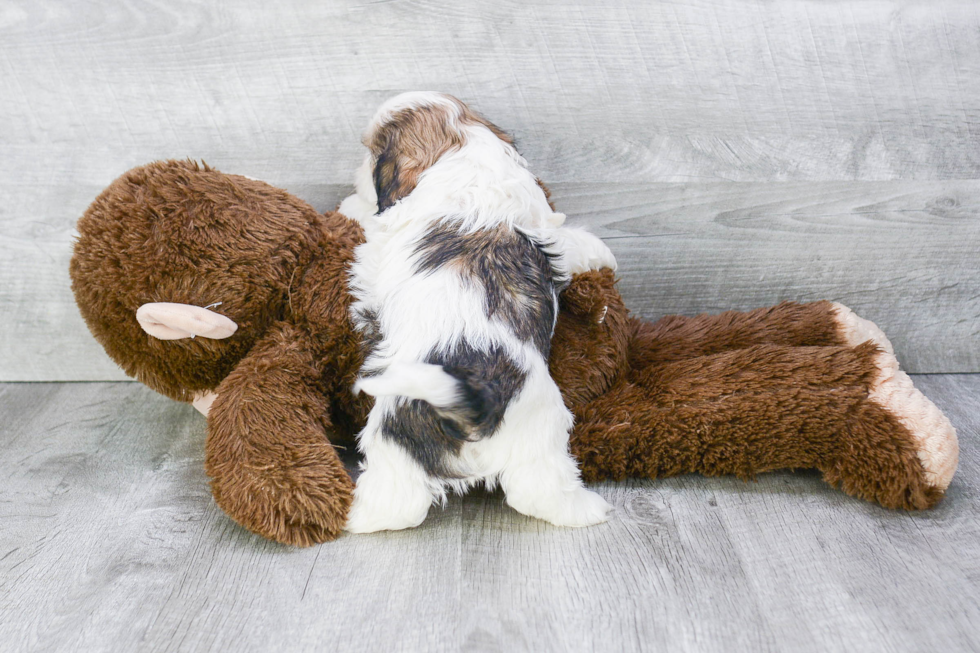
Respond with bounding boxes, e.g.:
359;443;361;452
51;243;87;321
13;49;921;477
71;160;946;546
569;341;940;510
70;161;326;402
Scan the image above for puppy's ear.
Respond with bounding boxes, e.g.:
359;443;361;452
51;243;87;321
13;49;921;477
373;131;402;213
368;102;466;212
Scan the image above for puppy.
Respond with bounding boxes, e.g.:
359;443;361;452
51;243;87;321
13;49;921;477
342;92;616;533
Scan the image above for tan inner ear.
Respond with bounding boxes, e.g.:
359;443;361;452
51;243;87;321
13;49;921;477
136;302;238;340
192;391;218;416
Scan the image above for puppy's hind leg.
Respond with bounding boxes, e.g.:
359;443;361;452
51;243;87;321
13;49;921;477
345;425;436;533
496;372;612;527
502;455;612;527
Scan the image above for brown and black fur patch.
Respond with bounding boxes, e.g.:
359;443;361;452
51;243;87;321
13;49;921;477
367;104;464;212
381;341;525;477
427;342;526;440
413;220;562;355
367;97;517;212
352;306;383;369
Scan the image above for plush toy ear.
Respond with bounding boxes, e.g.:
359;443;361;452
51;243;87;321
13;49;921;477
136;302;238;340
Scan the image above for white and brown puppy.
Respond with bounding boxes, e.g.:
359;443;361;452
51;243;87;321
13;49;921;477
342;92;615;533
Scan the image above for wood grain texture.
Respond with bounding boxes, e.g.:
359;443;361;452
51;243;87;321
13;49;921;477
3;180;976;380
1;379;977;652
2;0;979;378
555;180;980;374
2;0;979;186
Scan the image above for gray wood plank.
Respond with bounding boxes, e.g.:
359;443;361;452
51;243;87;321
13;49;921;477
555;181;980;374
0;383;464;653
3;0;980;375
2;0;978;187
0;379;978;652
3;180;977;381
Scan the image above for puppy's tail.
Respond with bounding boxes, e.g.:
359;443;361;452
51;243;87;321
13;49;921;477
354;362;462;408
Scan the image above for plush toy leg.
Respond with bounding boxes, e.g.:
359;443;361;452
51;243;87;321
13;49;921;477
628;301;893;368
205;322;353;546
570;342;957;510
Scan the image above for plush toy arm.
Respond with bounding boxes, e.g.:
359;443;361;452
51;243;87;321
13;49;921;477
205;321;353;546
570;342;957;510
627;301;893;369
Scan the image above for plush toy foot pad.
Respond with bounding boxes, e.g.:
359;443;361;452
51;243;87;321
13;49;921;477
869;350;959;492
832;303;895;354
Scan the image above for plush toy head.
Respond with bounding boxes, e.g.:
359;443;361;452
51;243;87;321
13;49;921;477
70;160;326;402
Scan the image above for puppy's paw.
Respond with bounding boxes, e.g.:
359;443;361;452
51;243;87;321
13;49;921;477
337;154;380;225
338;193;379;225
508;485;612;528
564;228;617;273
586;242;617;273
551;227;616;275
548;487;613;527
344;468;433;533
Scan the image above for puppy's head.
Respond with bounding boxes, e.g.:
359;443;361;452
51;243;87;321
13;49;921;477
361;92;515;212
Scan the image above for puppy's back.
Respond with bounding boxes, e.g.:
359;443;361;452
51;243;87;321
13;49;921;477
414;219;562;357
356;219;562;477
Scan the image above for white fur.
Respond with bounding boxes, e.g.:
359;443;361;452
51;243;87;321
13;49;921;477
354;362;462;408
344;93;614;533
344;428;436;533
527;225;618;274
337;155;379;226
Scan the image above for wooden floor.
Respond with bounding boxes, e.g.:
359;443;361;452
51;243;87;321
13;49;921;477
1;377;977;653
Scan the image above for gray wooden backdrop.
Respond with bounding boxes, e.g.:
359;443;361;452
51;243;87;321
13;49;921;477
2;0;979;379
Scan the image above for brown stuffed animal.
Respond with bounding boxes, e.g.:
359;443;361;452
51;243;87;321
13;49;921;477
70;160;959;546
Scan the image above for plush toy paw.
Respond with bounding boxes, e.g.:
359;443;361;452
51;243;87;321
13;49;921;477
868;350;959;493
192;391;218;416
210;464;354;546
832;303;895;354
